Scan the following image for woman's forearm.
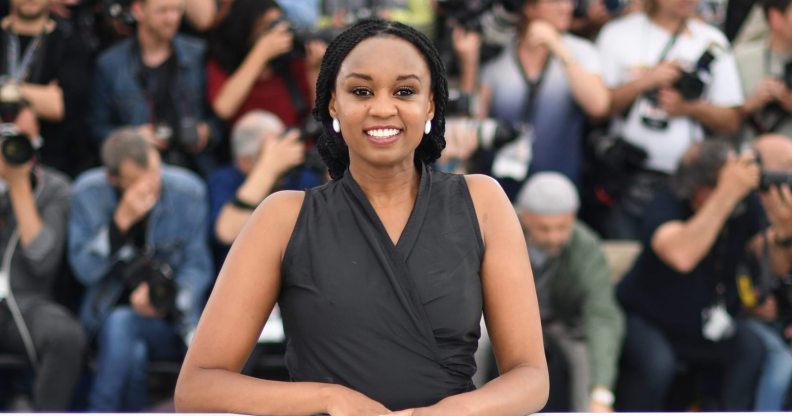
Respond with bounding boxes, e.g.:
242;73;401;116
435;364;549;416
175;367;334;415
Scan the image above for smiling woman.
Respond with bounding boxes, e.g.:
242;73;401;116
176;19;548;416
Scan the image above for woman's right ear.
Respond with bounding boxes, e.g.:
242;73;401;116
328;92;337;119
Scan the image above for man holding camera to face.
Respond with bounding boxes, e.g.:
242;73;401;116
90;0;218;176
0;119;85;411
615;139;792;410
68;128;212;411
207;110;324;269
595;0;744;239
735;0;792;140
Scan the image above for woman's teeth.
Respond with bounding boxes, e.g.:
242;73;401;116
366;128;400;138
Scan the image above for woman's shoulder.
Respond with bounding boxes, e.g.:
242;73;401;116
461;174;513;241
245;190;307;247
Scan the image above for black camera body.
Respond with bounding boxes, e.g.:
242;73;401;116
760;169;792;192
119;251;178;316
673;49;717;101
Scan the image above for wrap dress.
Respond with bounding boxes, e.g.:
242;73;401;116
279;163;485;409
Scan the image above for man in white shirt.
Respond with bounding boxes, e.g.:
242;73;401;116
596;0;744;239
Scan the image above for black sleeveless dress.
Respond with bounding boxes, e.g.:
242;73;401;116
279;163;484;410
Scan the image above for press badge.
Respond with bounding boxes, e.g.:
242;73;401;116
701;302;735;341
492;125;533;180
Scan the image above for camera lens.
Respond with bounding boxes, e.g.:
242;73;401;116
1;133;34;165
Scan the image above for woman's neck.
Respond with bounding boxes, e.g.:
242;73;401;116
348;159;420;207
517;42;549;79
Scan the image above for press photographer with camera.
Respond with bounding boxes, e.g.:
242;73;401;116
68;128;212;411
0;119;85;410
740;134;792;411
595;0;744;239
89;0;219;176
614;139;792;410
208;110;324;269
0;0;90;175
207;0;326;126
459;0;609;197
734;0;792;140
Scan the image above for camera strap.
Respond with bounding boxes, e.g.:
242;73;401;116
623;21;686;119
5;29;45;83
280;65;309;123
514;47;551;123
0;172;44;369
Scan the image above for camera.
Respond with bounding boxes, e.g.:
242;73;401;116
0;125;35;166
759;169;792;192
446;90;524;150
673;48;717;101
266;17;343;61
154;116;201;150
0;83;35;165
119;251;178;316
604;0;628;14
436;0;521;33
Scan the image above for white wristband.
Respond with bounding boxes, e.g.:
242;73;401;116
591;387;615;406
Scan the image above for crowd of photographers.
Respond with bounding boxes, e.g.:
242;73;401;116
0;0;791;412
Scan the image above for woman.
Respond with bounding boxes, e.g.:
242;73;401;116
176;19;548;415
207;0;324;126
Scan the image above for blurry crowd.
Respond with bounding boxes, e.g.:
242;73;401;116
0;0;791;412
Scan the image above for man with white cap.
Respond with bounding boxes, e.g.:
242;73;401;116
515;172;624;413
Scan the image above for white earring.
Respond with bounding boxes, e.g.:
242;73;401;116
424;119;432;135
332;118;341;134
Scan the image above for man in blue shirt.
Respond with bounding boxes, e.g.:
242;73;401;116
68;127;212;411
208;110;323;270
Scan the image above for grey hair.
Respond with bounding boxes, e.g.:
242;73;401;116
671;140;733;200
101;127;151;177
231;110;285;162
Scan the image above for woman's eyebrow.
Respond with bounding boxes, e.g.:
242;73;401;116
343;73;422;84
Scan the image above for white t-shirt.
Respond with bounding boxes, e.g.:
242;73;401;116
596;13;744;172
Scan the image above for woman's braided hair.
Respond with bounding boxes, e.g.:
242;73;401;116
313;19;448;180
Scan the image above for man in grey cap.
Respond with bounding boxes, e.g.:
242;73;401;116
515;172;624;413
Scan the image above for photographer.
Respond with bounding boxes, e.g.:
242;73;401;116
466;0;609;197
68;127;212;411
596;0;744;239
514;172;624;413
89;0;219;176
735;0;792;140
614;140;792;410
0;0;91;175
207;0;325;126
208;110;323;269
743;134;792;411
0;121;85;410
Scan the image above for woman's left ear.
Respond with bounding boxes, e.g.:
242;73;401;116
426;92;435;121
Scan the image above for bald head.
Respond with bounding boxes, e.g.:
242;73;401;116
231;110;286;162
755;134;792;170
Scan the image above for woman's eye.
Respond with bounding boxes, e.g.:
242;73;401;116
352;88;372;97
395;88;415;97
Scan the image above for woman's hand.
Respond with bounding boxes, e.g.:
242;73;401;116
324;384;390;416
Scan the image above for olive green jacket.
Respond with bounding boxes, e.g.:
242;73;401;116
544;221;625;390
